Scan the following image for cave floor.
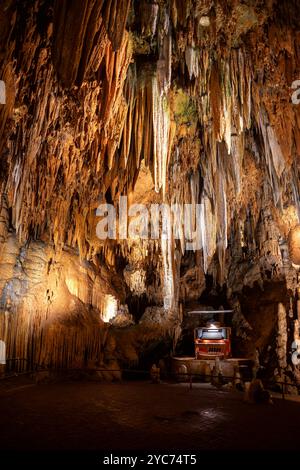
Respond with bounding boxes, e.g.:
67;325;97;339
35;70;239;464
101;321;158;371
0;380;299;455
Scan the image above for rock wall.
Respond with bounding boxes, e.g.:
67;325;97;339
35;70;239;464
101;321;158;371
0;0;300;382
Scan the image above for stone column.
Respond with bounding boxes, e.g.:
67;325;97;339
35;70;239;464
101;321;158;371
277;302;287;370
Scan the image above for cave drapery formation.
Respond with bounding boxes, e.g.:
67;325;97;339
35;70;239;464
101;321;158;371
0;0;300;386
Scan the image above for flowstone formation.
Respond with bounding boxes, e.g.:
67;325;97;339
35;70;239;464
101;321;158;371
0;0;300;386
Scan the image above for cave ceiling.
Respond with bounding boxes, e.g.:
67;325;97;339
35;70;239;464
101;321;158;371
0;0;300;372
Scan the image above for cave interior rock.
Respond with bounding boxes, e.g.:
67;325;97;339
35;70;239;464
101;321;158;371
0;0;300;457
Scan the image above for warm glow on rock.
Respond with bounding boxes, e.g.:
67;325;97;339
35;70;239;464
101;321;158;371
289;225;300;267
65;277;78;298
103;295;118;323
279;205;299;235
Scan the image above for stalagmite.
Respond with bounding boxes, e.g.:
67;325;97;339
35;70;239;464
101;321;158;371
277;303;287;369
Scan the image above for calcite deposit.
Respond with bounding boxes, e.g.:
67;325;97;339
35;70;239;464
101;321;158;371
0;0;300;386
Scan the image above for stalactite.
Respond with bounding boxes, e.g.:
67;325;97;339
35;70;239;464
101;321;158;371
215;151;228;283
199;194;217;274
185;43;199;80
258;110;286;208
230;134;244;196
152;76;171;196
291;164;300;221
53;0;106;87
161;232;174;311
157;8;172;92
220;61;232;154
1;0;300;378
102;0;131;51
190;171;199;225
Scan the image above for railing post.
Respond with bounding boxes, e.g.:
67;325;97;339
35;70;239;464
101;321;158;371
283;375;287;400
281;381;285;400
189;373;192;390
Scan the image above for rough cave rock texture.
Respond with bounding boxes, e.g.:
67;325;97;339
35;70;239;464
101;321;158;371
0;0;300;385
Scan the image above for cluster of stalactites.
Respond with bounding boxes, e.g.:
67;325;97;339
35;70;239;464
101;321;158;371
166;43;299;284
1;0;300;293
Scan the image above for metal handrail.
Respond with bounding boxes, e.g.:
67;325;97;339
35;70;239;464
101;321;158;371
0;360;294;400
